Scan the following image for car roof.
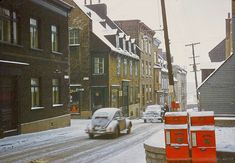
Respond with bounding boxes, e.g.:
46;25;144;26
93;107;120;116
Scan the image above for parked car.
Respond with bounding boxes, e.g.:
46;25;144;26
85;108;132;139
142;105;164;123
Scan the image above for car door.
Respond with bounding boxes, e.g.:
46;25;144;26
117;111;126;130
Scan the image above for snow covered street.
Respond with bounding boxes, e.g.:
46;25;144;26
0;119;163;163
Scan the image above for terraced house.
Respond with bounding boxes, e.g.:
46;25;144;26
65;0;140;118
0;0;72;138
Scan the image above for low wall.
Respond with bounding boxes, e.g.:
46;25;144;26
144;144;235;163
21;114;71;134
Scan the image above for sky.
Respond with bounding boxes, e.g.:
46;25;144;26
82;0;231;104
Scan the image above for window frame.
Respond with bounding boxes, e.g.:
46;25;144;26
52;79;60;105
51;25;59;52
93;57;105;75
31;78;41;109
69;28;79;46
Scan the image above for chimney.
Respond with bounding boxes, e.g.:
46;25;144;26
90;0;92;5
86;3;107;19
84;0;86;5
226;12;231;39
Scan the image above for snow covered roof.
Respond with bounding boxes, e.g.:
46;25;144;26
161;67;168;73
131;38;136;43
198;54;234;89
200;61;224;69
103;28;118;36
153;65;161;69
73;1;139;60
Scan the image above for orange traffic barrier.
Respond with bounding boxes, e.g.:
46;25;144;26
189;111;217;163
165;112;188;125
165;112;190;162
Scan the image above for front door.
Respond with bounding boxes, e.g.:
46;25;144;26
122;81;129;116
0;76;18;137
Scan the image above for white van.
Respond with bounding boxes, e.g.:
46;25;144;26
142;105;164;123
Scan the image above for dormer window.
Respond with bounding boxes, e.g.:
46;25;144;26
123;38;126;50
128;41;131;52
115;35;119;48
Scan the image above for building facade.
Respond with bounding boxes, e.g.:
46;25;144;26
173;65;187;110
66;1;140;118
0;0;71;138
115;20;156;113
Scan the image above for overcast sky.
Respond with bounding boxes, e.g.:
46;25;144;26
82;0;231;104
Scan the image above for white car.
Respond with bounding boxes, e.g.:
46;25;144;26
85;108;132;139
142;105;164;123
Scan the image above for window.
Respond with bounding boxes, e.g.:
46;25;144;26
117;56;121;75
142;61;144;76
51;25;58;52
116;35;119;48
149;63;151;76
123;39;126;50
31;78;40;107
148;41;151;54
146;61;148;75
0;7;17;43
52;79;60;104
129;60;133;76
124;58;127;76
129;87;133;104
30;18;38;48
94;57;104;74
135;61;138;76
128;41;131;52
69;28;79;45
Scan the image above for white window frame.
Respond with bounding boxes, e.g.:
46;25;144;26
94;57;104;74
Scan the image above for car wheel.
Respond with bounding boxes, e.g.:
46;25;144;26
144;119;146;123
127;122;132;134
113;127;120;138
89;133;94;139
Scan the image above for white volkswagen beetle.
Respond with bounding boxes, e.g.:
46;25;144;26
85;108;132;139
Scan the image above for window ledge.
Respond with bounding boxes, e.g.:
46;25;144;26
30;47;43;52
0;41;23;48
53;104;63;107
52;51;63;55
92;73;105;76
31;106;44;110
69;44;80;47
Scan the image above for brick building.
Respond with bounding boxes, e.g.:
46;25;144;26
65;1;140;118
0;0;72;138
115;20;156;113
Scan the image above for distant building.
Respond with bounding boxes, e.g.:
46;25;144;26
0;0;72;138
173;65;187;110
65;0;140;118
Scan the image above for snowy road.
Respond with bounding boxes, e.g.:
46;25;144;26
0;119;163;163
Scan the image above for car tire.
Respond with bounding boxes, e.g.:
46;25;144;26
144;119;146;123
89;133;94;139
127;122;132;134
113;127;120;138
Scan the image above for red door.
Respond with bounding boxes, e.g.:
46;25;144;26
0;76;18;137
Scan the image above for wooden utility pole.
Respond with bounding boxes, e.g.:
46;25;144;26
185;42;200;104
160;0;175;108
